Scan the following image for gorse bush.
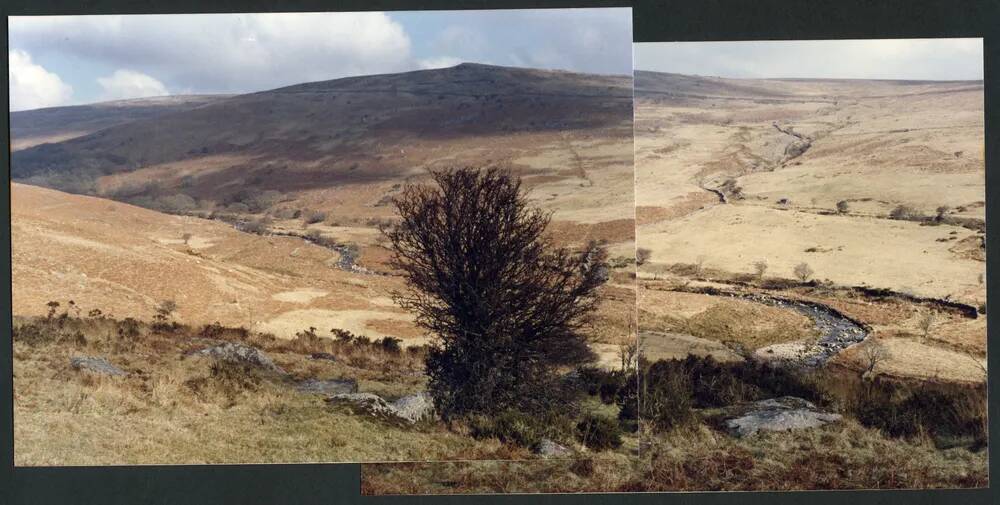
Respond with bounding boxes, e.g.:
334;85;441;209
639;355;830;431
576;366;629;404
576;413;623;451
304;210;327;224
852;378;987;446
468;409;573;449
889;204;925;221
640;360;697;430
377;336;403;354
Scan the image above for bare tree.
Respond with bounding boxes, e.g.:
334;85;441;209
752;260;768;280
794;262;814;282
861;340;891;377
918;312;935;340
694;255;707;277
636;248;652;266
152;300;178;331
383;167;606;419
619;313;638;372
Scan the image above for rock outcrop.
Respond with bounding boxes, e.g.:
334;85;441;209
725;396;841;437
535;438;572;458
325;391;436;425
296;378;358;395
195;342;284;373
70;356;126;376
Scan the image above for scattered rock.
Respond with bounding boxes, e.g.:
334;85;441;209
70;356;126;376
309;352;337;362
535;438;572;458
725;396;842;437
326;393;400;422
296;378;358;395
391;392;436;423
325;391;436;425
196;342;284;373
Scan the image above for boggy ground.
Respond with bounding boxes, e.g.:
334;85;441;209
13;313;639;465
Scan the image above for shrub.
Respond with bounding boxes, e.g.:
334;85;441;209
377;336;402;354
889;205;924;221
569;458;595;477
641;360;696;430
752;260;768;280
576;413;623;451
794;262;814;282
836;200;849;214
117;317;142;340
331;328;355;343
13;321;54;346
155;193;197;213
271;207;299;219
152;300;178;332
853;379;987;446
636;248;652;266
242;218;271;235
468;409;547;448
615;373;639;428
608;256;635;268
639;356;829;432
383;167;605;420
304;210;327;224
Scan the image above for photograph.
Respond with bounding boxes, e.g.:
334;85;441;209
9;8;638;466
632;38;987;490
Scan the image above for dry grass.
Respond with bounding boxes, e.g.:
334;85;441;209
639;297;817;351
637;421;986;491
15;315;638;465
362;419;987;494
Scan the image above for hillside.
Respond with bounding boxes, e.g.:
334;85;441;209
634;71;985;383
11;63;635;235
10;95;229;151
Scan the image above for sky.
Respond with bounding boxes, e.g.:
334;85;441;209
8;8;632;111
635;39;984;81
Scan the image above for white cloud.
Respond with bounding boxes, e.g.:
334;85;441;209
9;13;413;94
418;56;463;70
7;9;634;105
413;9;632;76
635;39;984;80
8;49;73;111
97;69;169;100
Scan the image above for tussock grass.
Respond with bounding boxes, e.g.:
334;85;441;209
15;314;634;465
362;420;987;494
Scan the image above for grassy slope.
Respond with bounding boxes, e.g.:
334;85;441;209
13;315;637;466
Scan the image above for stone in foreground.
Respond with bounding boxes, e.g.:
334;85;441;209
70;356;126;376
196;342;284;373
296;378;358;395
391;392;436;423
535;438;572;458
725;396;841;438
326;391;436;425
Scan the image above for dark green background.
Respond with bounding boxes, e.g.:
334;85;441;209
2;1;997;503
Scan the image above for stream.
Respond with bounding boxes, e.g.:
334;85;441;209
714;291;870;367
